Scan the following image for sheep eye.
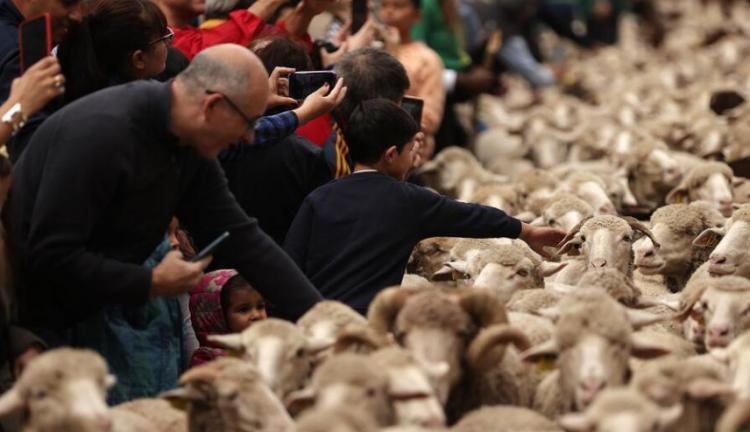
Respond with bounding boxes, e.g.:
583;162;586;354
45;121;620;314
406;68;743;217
547;218;556;225
623;235;632;242
366;388;377;398
295;347;305;358
517;269;529;277
33;389;47;400
580;235;586;241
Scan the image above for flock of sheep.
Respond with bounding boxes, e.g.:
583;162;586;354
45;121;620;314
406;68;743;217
4;0;750;431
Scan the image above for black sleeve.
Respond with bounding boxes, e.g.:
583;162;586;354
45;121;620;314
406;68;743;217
282;197;313;272
177;158;322;321
24;115;153;319
405;183;523;239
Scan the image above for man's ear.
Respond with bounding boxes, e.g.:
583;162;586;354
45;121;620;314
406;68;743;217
202;92;224;122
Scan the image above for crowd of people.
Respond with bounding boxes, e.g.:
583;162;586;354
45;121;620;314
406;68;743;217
0;0;637;414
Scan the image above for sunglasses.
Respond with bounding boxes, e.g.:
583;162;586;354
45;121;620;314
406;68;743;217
149;27;175;46
205;90;257;137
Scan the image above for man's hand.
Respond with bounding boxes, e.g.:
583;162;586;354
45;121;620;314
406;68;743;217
456;67;497;96
151;250;211;298
248;0;289;22
293;78;347;125
299;0;336;17
267;66;298;109
518;223;567;259
320;42;348;68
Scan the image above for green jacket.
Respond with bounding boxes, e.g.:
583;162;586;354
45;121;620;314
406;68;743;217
412;0;471;71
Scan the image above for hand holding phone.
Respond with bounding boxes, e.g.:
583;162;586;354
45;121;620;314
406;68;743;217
19;13;52;74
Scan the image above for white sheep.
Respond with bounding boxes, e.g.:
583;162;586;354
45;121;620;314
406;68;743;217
162;357;294;432
633;203;724;292
451;406;562;432
666;161;735;217
296;300;367;355
693;204;750;279
209;318;323;399
557;388;683;432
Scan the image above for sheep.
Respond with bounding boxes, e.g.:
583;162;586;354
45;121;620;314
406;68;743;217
560;172;618;215
294;407;379;432
521;289;671;418
434;240;566;303
733;177;750;204
678;275;750;349
208;318;322;399
285;353;394;427
612;139;683;210
629;355;730;432
416;147;505;201
296;301;367;354
451;406;562;432
557;388;683;432
666;161;735;216
633;203;724;292
716;399;750;432
407;237;458;280
513;169;558;209
162;357;294;432
535;193;594;232
466;183;520;215
554;215;660;284
0;348;157;432
110;399;186;432
367;287;534;422
693;204;750;279
709;330;750;399
369;347;446;428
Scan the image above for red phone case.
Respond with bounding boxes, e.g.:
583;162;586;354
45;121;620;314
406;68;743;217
18;13;52;74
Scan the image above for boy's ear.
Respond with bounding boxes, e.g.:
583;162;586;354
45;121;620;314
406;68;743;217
384;145;399;163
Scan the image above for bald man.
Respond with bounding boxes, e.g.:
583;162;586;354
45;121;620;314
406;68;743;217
6;45;323;347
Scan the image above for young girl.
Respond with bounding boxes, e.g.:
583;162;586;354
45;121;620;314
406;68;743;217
189;270;267;367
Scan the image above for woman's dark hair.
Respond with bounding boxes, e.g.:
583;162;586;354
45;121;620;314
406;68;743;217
220;274;256;312
249;36;313;73
343;98;418;165
57;0;167;103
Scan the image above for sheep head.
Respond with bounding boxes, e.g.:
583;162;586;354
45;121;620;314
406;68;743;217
694;204;750;278
0;348;115;432
680;276;750;349
666;161;735;217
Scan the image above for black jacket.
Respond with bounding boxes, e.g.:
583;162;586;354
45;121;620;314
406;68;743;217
5;80;322;343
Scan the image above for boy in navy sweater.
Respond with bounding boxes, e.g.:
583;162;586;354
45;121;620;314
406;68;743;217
284;99;566;314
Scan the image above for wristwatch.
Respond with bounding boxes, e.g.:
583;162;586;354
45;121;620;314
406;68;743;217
1;102;27;135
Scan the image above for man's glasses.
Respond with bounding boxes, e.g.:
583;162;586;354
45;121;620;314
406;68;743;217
149;27;175;46
205;90;257;137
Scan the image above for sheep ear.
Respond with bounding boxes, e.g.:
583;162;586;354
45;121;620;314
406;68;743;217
530;216;545;226
630;333;672;359
161;386;205;411
693;227;724;248
285;387;316;416
306;337;334;355
558;412;592;431
521;339;559;364
666;186;689;204
207;334;245;352
431;261;469;281
515;211;538;224
733;177;747;188
539;261;567;278
686;378;734;400
625;309;666;330
537;306;560;322
658;404;683;428
0;388;24;418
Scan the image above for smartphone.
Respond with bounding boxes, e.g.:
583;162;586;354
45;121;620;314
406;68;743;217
351;0;368;34
401;96;424;127
18;13;52;74
289;71;337;100
191;231;230;262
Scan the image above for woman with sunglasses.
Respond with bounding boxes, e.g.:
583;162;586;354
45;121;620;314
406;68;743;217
57;0;174;104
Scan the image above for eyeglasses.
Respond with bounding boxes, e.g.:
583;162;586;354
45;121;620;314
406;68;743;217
205;90;257;137
149;27;175;46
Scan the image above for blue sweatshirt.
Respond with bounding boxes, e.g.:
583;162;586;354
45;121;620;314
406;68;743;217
284;171;523;313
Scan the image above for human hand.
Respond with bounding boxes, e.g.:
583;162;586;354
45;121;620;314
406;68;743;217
375;23;400;52
320;42;348;68
300;0;337;16
456;67;496;96
410;132;425;170
248;0;289;21
518;223;567;259
9;57;64;116
346;18;377;51
151;250;211;298
14;344;43;379
293;78;348;125
267;66;298;108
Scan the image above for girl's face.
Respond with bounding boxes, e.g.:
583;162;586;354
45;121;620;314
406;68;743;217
225;288;267;333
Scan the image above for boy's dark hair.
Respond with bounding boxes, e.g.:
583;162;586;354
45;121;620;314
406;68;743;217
249;36;313;73
343;98;418;165
335;48;410;122
220;274;258;312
